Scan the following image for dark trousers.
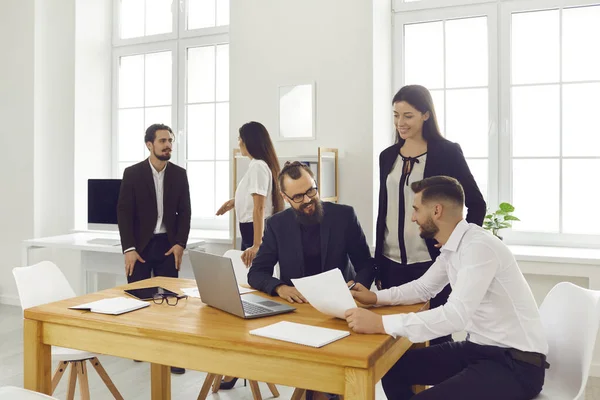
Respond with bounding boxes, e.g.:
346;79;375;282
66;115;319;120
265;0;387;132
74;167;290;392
239;222;254;251
382;341;545;400
127;234;178;283
378;257;452;345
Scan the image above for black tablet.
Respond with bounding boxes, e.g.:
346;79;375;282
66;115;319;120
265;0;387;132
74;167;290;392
124;286;180;300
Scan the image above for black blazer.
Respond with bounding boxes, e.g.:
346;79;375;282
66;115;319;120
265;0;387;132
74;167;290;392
117;159;192;254
375;139;486;265
248;202;376;295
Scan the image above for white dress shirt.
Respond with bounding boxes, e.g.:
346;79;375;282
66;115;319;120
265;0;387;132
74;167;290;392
377;220;548;355
149;159;167;234
383;154;431;264
235;159;273;223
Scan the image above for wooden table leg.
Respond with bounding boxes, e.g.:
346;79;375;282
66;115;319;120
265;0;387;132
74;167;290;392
150;363;171;400
23;319;52;394
344;368;374;400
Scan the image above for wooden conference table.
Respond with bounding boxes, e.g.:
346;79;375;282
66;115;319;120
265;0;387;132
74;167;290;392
23;277;427;399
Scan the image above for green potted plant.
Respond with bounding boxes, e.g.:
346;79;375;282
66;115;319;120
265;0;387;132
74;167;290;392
484;202;520;240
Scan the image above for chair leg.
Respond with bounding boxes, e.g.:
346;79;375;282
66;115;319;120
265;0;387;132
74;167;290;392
88;357;125;400
197;374;216;400
248;380;262;400
51;361;68;394
77;361;91;400
212;374;223;393
266;382;280;397
66;362;78;400
291;388;306;400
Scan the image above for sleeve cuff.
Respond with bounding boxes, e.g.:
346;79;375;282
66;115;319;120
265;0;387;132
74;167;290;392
123;247;136;254
376;289;393;305
249;188;268;196
382;314;407;339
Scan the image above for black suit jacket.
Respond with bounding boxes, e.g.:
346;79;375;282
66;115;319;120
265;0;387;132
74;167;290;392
248;202;376;296
375;138;486;265
117;159;191;254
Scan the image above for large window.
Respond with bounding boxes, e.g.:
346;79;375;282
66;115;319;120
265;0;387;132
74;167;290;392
113;0;230;230
394;0;600;247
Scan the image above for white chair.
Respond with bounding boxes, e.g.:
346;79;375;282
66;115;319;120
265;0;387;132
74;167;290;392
224;249;249;286
0;386;58;399
224;248;280;285
536;282;600;400
13;261;124;400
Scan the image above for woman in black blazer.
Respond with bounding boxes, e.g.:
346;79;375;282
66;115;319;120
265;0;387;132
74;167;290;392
375;85;486;344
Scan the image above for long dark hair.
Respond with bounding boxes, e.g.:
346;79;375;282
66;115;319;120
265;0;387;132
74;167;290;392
239;121;284;213
392;85;444;144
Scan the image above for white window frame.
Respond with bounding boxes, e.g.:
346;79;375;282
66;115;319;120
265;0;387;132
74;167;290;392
393;3;500;207
499;0;600;248
394;0;600;248
112;0;179;47
112;0;230;231
178;34;230;230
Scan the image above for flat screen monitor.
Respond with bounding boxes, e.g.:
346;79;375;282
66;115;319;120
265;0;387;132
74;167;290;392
88;179;121;230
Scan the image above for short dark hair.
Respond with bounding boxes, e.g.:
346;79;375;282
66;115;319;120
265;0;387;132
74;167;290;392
411;176;464;207
145;123;173;144
278;161;315;193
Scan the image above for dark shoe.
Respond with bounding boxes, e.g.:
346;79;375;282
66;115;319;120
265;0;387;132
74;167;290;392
219;377;238;390
170;367;185;374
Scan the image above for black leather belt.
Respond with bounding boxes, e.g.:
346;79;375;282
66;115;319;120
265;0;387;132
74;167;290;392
508;349;550;369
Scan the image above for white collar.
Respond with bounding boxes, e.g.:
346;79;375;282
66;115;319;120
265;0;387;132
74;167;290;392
148;158;167;175
441;219;469;253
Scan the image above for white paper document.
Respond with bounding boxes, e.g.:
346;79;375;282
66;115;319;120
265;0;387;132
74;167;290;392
249;321;350;348
69;297;149;315
291;269;357;319
181;285;255;299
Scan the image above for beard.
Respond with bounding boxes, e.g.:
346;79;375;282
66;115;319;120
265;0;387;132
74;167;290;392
154;148;171;161
293;198;324;225
418;217;439;239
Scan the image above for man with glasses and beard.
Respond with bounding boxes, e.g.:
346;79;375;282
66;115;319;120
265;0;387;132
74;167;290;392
117;123;191;375
248;161;376;304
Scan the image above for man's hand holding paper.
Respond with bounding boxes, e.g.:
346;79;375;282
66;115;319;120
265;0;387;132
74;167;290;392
291;269;356;319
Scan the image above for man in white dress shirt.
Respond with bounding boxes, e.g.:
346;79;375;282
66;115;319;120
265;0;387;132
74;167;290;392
345;176;548;400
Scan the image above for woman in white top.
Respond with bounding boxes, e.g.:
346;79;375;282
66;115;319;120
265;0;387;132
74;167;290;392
374;85;486;345
217;121;284;267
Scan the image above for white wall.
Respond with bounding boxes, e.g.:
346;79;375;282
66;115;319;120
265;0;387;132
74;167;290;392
0;0;112;303
372;0;393;244
230;0;376;241
0;0;36;305
73;0;113;230
33;0;76;238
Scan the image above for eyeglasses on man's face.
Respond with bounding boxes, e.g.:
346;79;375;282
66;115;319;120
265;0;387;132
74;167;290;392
152;293;187;306
284;186;318;203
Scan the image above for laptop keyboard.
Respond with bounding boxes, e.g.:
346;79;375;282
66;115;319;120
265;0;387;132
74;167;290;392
242;301;272;316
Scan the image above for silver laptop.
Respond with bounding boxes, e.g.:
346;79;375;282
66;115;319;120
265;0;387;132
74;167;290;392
189;251;296;319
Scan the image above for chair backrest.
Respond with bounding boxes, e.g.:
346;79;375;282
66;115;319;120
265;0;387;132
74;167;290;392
12;261;76;310
539;282;600;399
0;386;58;399
223;249;280;286
223;249;248;286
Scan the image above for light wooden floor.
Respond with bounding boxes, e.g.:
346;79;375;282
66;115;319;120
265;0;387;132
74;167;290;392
1;304;598;399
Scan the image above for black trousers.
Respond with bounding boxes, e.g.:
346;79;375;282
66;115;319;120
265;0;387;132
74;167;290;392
127;234;178;283
382;341;545;400
239;222;254;251
378;257;452;345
